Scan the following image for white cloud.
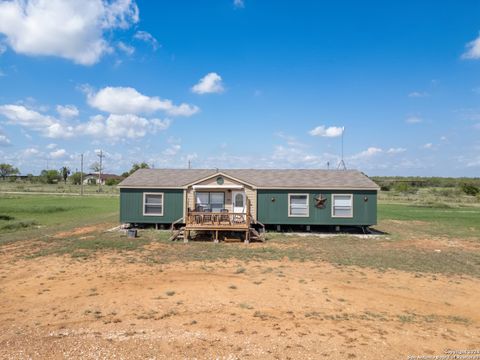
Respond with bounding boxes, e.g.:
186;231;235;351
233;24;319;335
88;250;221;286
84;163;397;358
0;104;75;138
349;147;382;160
56;104;79;118
87;86;199;116
191;72;224;94
163;144;181;156
133;31;159;50
233;0;245;8
275;132;307;148
78;113;171;140
423;143;433;149
309;125;344;137
406;116;422;124
0;130;11;146
22;147;40;157
387;147;406;154
117;41;135;55
0;101;173;142
0;0;139;65
462;34;480;59
50;148;67;159
408;91;428;98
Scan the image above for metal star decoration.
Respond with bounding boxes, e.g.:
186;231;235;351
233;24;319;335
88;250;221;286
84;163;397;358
314;194;327;208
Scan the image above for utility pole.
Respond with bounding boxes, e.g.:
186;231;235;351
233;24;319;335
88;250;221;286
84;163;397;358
97;150;105;192
80;153;84;196
188;160;191;169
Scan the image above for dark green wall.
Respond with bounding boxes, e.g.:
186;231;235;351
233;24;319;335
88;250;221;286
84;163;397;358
257;190;377;226
120;188;184;224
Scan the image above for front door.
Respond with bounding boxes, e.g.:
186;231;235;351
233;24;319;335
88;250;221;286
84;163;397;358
232;191;246;213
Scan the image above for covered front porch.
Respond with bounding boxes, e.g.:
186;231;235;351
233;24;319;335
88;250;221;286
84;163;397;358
170;173;264;243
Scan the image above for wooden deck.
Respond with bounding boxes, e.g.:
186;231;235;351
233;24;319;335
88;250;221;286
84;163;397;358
185;211;250;230
169;200;265;243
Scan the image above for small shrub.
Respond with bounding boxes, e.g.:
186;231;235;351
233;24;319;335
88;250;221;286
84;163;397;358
394;182;417;194
1;220;37;231
461;183;479;196
105;178;121;186
0;215;15;221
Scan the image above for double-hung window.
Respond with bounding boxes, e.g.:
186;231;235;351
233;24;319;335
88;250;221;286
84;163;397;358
332;194;353;218
143;193;163;216
288;194;309;217
195;192;225;212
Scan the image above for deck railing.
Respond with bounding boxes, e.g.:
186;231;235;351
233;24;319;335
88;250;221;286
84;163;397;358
186;211;250;228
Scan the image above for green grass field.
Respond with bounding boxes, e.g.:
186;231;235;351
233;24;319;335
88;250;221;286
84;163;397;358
0;181;119;194
1;193;479;277
0;194;118;244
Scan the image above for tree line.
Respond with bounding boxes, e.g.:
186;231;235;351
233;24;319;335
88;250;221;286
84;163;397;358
0;162;152;185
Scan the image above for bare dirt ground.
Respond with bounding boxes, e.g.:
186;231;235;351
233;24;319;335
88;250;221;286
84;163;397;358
1;239;479;360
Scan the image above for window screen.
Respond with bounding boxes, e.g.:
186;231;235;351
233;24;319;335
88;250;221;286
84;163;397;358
332;194;353;217
144;193;163;215
289;194;308;216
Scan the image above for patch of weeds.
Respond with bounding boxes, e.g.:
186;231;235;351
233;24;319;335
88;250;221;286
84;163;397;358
239;303;254;310
361;311;387;321
235;267;246;274
1;220;38;231
0;215;14;220
398;313;416;323
305;311;321;318
229;285;238;290
157;309;178;320
447;315;470;325
253;311;270;320
93;310;102;320
165;291;175;296
88;288;99;296
137;310;158;320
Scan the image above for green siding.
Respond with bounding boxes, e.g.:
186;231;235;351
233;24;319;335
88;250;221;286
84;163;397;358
257;190;377;226
120;188;184;224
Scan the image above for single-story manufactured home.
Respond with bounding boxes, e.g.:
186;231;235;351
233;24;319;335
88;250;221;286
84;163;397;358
118;169;379;240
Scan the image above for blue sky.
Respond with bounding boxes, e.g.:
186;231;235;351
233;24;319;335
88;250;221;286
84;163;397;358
1;0;480;176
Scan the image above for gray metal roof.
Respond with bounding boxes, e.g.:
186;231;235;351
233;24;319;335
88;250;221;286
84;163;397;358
118;169;379;190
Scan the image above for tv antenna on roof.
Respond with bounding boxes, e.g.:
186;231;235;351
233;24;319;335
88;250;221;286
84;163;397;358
337;126;347;170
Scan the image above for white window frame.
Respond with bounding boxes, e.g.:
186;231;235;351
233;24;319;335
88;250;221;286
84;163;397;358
331;194;353;218
143;192;164;216
195;191;225;212
288;193;309;217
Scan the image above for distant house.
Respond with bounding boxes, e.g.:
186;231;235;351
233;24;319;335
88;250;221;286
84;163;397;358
118;169;379;240
83;173;123;185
